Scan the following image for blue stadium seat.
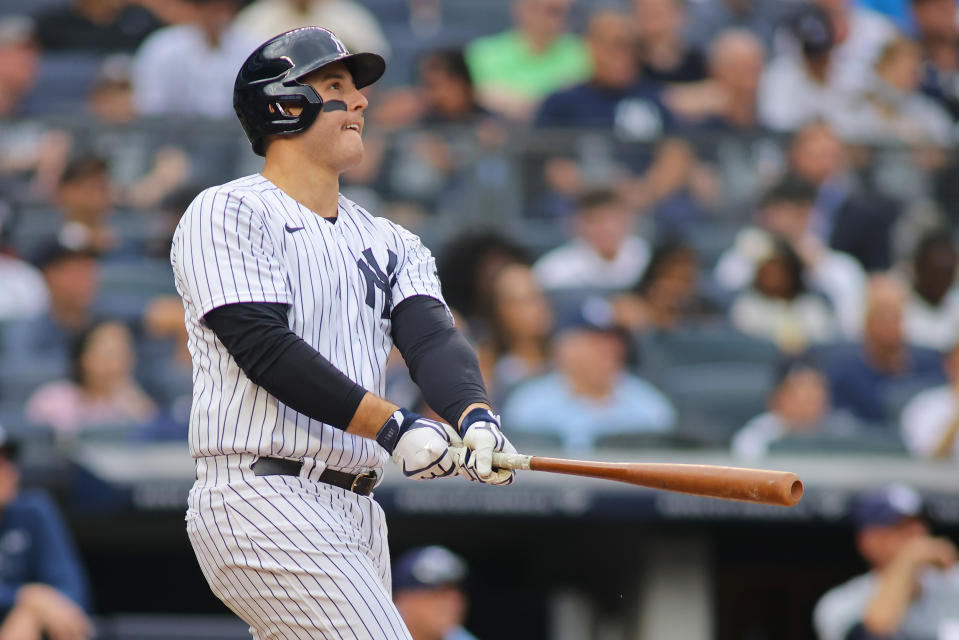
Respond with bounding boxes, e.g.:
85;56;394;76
662;362;774;446
594;431;703;451
639;326;781;374
766;430;909;456
7;206;60;257
20;52;104;115
0;355;67;405
94;614;250;640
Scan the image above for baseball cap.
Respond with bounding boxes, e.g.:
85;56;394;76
790;6;834;57
29;239;98;271
392;546;468;592
852;484;924;531
553;295;626;337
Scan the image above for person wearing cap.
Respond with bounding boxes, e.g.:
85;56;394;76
502;296;676;451
0;426;92;640
2;240;99;362
813;485;959;640
758;5;857;133
393;546;477;640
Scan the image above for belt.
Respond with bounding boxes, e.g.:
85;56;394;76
251;457;378;497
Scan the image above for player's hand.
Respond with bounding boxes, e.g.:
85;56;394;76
379;409;461;481
457;407;516;486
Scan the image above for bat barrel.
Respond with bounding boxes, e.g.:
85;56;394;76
528;458;804;507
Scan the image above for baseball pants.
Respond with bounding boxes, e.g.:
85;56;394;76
187;454;412;640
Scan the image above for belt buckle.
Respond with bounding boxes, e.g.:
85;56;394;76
350;470;378;494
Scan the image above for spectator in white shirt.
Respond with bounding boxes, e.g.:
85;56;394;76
533;187;650;292
732;357;860;459
0;199;48;322
904;230;959;352
900;341;959;460
714;174;867;338
234;0;389;58
760;5;855;132
131;0;257;118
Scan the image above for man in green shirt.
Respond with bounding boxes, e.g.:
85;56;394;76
465;0;590;120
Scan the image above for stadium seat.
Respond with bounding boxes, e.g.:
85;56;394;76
0;355;67;405
766;430;909;456
507;431;565;452
20;52;104;115
882;377;941;425
594;431;703;451
662;362;774;446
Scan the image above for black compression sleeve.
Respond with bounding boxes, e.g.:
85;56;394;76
391;295;490;429
204;302;367;430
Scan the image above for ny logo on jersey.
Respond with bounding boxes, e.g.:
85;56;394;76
357;248;397;319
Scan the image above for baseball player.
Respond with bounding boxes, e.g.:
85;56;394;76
170;27;515;639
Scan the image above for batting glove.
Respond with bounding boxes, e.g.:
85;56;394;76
378;409;461;480
458;407;516;486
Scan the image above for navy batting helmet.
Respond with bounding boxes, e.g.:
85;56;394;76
233;27;385;156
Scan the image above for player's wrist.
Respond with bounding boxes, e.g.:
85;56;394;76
459;407;499;436
375;408;419;454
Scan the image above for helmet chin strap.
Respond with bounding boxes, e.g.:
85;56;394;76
321;100;347;112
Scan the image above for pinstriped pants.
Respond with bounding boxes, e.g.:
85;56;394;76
186;455;412;640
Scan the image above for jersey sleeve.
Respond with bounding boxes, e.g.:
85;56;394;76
173;188;292;319
391;225;447;309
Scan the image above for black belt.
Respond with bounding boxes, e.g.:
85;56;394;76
251;457;378;496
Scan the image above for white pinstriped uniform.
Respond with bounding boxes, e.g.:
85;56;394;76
171;173;445;639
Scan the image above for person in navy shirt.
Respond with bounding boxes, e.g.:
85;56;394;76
0;425;92;640
533;9;697;228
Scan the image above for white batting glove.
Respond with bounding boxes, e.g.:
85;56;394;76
377;409;461;480
458;408;516;486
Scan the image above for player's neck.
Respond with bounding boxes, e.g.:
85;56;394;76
261;154;341;219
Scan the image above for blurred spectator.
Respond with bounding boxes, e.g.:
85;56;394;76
235;0;389;57
533;187;650;292
144;183;201;259
33;0;164;53
53;154;118;255
534;9;696;221
465;0;590;121
25;320;157;437
502;296;676;451
476;263;553;403
86;54;137;124
393;546;476;640
2;242;99;359
633;0;707;84
613;238;722;333
687;28;766;131
0;200;48;322
368;49;507;221
0;426;92;640
684;0;785;52
813;485;959;640
836;37;955;147
900;341;959;460
131;0;256;118
825;274;945;424
731;357;860;458
759;5;855;132
0;16;40;118
729;234;839;352
913;0;959;121
806;0;898;93
904;230;959;351
788;121;901;272
436;231;531;329
714;174;867;338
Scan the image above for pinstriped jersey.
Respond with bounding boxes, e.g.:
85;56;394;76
170;173;446;471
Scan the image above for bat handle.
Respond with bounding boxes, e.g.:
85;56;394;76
448;446;533;471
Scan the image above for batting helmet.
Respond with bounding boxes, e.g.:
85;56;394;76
233;27;385;156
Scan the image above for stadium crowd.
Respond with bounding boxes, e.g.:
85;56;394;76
2;0;959;637
2;0;958;462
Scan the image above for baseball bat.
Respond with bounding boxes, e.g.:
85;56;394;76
485;451;803;507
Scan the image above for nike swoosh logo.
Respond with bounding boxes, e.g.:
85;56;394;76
285;224;305;233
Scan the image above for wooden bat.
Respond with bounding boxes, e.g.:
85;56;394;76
484;451;803;507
